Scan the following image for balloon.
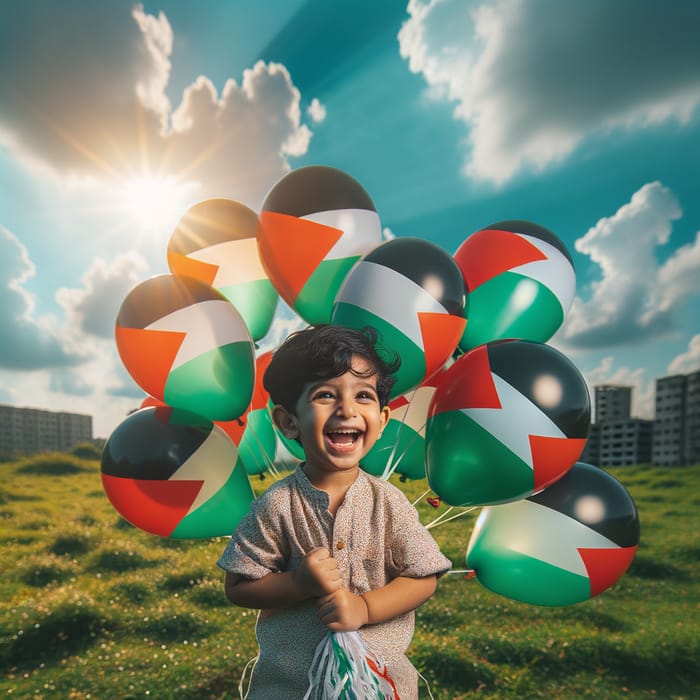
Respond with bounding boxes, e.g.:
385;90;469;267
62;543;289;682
238;407;278;476
258;165;382;324
332;237;466;397
167;199;278;341
237;352;304;475
426;340;590;506
360;369;444;480
454;220;575;350
101;406;254;538
466;462;640;606
115;274;255;422
238;405;303;476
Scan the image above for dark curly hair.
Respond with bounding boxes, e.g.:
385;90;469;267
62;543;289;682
263;325;400;413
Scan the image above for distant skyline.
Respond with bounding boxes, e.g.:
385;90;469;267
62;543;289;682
1;1;699;438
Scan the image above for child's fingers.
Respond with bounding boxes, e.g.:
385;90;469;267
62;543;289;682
307;546;330;561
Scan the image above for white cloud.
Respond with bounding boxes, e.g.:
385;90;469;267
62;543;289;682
654;232;700;320
667;335;700;375
56;253;150;340
0;4;314;208
584;356;654;420
0;226;86;369
167;61;312;205
399;0;700;184
562;181;697;349
307;98;327;123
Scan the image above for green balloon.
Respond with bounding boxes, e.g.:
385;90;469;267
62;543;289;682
361;420;425;480
239;409;277;476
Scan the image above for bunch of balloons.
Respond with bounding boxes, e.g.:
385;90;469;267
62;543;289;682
101;165;639;606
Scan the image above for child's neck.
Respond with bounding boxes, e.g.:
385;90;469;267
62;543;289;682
303;463;360;516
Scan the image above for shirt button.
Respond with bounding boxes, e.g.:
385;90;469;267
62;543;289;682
336;541;345;551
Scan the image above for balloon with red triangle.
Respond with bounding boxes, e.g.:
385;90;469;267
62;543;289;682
167;198;279;342
101;406;254;538
465;462;640;606
115;274;255;422
454;220;575;351
361;367;445;480
426;339;590;506
331;237;466;398
258;165;382;325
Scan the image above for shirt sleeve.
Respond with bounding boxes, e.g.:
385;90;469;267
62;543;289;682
384;486;453;580
217;487;289;580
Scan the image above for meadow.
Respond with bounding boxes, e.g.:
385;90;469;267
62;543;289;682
1;447;698;699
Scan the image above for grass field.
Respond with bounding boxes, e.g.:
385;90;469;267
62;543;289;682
1;448;698;699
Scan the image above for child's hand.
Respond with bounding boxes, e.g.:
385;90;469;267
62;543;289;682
316;590;369;632
294;547;342;597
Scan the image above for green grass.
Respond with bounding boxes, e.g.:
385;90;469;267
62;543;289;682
1;457;698;699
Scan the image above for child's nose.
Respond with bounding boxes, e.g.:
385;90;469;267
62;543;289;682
336;395;356;417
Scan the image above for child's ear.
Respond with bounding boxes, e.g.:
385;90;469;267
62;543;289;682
378;405;391;436
271;405;299;440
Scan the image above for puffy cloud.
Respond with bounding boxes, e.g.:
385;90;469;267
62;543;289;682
562;182;697;349
0;3;169;179
105;361;147;400
0;3;315;207
667;335;700;375
49;369;95;397
166;61;312;205
0;226;85;369
654;232;700;321
399;0;700;183
307;98;327;123
56;253;150;339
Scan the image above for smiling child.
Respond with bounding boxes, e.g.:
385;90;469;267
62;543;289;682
217;325;451;699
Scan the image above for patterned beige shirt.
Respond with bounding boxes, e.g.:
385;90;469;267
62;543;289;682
218;467;452;699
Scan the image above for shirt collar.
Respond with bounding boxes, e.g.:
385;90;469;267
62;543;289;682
294;464;369;509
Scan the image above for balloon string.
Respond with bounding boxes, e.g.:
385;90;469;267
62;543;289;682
425;506;477;530
380;415;428;480
380;387;423;480
380;435;416;480
246;421;279;477
425;506;453;530
379;410;408;480
412;489;431;507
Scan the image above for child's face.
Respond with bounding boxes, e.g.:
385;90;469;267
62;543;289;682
275;355;390;479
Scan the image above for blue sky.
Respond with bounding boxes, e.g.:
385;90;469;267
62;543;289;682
1;0;699;438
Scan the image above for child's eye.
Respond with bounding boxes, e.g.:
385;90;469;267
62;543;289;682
357;391;377;401
313;390;335;400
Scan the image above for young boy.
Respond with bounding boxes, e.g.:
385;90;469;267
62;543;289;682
218;325;451;699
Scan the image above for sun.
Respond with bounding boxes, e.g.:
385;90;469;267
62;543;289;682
118;173;195;236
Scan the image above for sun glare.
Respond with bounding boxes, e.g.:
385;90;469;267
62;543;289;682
119;174;193;235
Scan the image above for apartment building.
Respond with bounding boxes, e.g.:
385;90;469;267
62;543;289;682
582;385;652;467
653;371;700;467
0;404;93;455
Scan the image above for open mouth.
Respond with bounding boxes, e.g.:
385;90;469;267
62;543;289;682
325;428;362;450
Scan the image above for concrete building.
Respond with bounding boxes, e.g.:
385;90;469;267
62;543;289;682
595;385;632;423
653;371;700;467
684;370;700;466
0;404;93;455
583;385;652;467
596;418;653;468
